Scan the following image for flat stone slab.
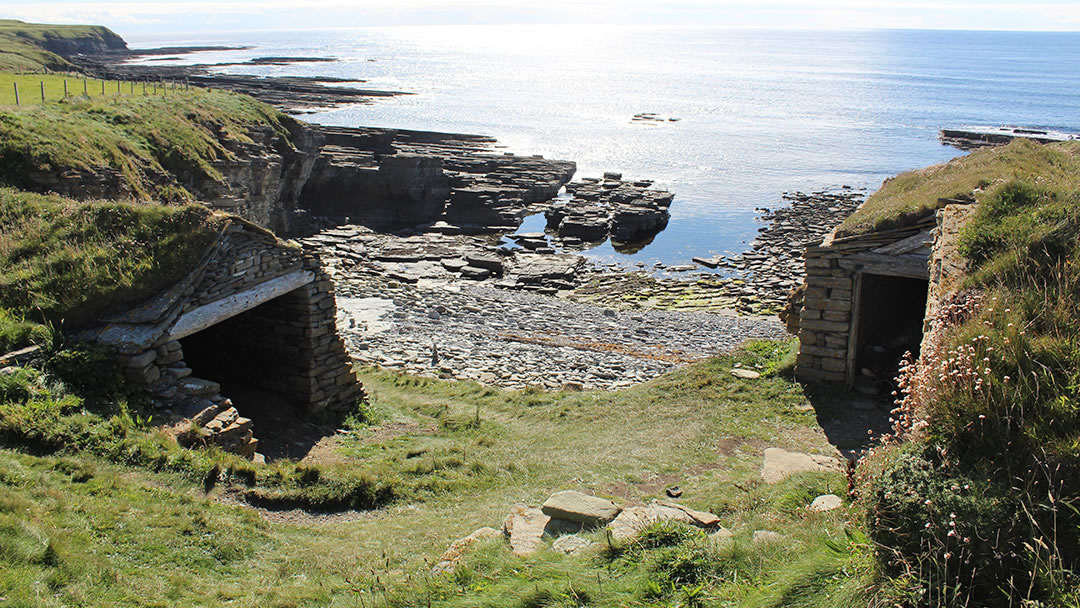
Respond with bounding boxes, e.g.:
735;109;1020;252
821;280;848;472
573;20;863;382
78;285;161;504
730;368;761;379
502;504;549;556
809;494;843;512
761;448;842;484
432;527;502;574
608;500;724;541
541;491;621;527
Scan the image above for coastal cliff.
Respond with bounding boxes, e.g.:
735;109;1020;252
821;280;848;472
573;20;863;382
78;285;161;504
0;88;577;235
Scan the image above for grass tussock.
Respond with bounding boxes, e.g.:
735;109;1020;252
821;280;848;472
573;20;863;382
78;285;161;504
836;139;1080;237
0;188;223;327
0;86;298;201
860;169;1080;606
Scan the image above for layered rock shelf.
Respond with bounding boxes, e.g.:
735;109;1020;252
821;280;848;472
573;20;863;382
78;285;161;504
545;173;674;245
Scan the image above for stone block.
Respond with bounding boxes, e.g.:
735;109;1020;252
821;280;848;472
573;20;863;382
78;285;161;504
821;357;847;372
805;287;828;299
795;367;845;382
800;345;845;359
822;311;850;322
799;331;817;346
125;349;157;369
801;319;850;332
796;353;816;367
820;299;852;312
801;309;821;320
810;277;852;290
829;289;852;301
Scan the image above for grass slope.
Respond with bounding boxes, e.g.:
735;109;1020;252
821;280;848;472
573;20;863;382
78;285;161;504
836;140;1080;237
0;87;297;201
0;341;883;607
0;188;222;327
0;72;155;106
860;143;1080;606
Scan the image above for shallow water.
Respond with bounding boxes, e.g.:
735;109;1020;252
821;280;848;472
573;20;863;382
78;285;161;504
130;26;1080;265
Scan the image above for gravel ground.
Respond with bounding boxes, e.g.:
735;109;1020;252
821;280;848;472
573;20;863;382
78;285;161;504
333;272;787;390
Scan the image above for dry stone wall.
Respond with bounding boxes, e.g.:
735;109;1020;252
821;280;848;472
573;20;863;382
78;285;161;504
78;218;361;458
795;216;936;384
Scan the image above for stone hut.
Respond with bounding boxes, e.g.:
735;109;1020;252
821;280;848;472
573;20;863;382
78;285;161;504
77;217;362;458
794;200;976;396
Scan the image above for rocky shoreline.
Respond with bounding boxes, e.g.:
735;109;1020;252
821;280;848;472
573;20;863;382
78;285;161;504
71;48;411;112
75;44;863;388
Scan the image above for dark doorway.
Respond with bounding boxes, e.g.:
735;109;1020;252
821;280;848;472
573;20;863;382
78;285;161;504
178;291;317;460
852;273;929;397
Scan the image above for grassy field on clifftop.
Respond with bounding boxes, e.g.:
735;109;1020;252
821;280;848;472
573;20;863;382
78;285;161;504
0;86;297;201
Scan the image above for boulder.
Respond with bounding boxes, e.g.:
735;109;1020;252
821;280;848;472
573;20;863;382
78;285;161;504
541;491;621;527
459;265;492;281
464;253;504;274
502;504;549;556
607;500;724;541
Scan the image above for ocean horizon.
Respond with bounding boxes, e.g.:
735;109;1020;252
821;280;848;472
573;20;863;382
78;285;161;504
128;25;1080;267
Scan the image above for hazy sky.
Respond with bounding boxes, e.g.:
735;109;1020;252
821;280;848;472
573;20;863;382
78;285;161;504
4;0;1080;36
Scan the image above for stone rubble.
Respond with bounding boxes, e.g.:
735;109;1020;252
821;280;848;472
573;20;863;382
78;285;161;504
307;236;786;389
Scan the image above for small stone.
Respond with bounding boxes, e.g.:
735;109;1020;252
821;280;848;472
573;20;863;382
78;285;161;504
551;535;593;555
730;369;761;379
753;530;783;545
808;494;843;512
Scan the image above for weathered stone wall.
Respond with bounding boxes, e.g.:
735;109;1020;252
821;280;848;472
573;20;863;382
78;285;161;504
183;221;304;310
80;219;362;457
795;217;935;384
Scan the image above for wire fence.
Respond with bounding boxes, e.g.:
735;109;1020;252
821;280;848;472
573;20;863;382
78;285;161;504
5;74;195;106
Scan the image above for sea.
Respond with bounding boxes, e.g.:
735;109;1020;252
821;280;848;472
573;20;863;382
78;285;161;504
126;26;1080;267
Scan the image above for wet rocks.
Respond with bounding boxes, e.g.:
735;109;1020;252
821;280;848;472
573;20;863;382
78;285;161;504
546;175;674;245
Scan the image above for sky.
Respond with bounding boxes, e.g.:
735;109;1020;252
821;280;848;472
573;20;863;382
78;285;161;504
3;0;1080;36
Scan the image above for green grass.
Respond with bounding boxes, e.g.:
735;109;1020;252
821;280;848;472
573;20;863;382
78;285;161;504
0;86;298;201
0;19;124;71
836;139;1080;237
0;341;882;606
0;72;156;106
0;187;223;327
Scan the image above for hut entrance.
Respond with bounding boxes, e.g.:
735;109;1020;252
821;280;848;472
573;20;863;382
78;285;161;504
178;288;308;458
850;273;929;397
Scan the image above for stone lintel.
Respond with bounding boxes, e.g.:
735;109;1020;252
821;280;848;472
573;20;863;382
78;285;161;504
167;269;315;341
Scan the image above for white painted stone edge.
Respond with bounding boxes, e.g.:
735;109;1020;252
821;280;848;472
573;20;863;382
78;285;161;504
167;269;315;341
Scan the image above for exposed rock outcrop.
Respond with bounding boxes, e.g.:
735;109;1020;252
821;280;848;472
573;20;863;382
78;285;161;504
545;174;673;245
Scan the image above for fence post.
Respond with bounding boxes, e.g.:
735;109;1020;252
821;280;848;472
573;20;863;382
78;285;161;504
64;79;68;97
40;81;44;102
101;80;105;96
117;80;120;95
83;78;87;96
13;82;18;106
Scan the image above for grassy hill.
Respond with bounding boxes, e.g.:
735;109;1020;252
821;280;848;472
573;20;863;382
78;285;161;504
0;20;126;71
836;139;1080;237
0;86;298;201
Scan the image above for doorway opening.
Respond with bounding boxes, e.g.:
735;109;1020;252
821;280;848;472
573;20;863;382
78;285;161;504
851;273;929;397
